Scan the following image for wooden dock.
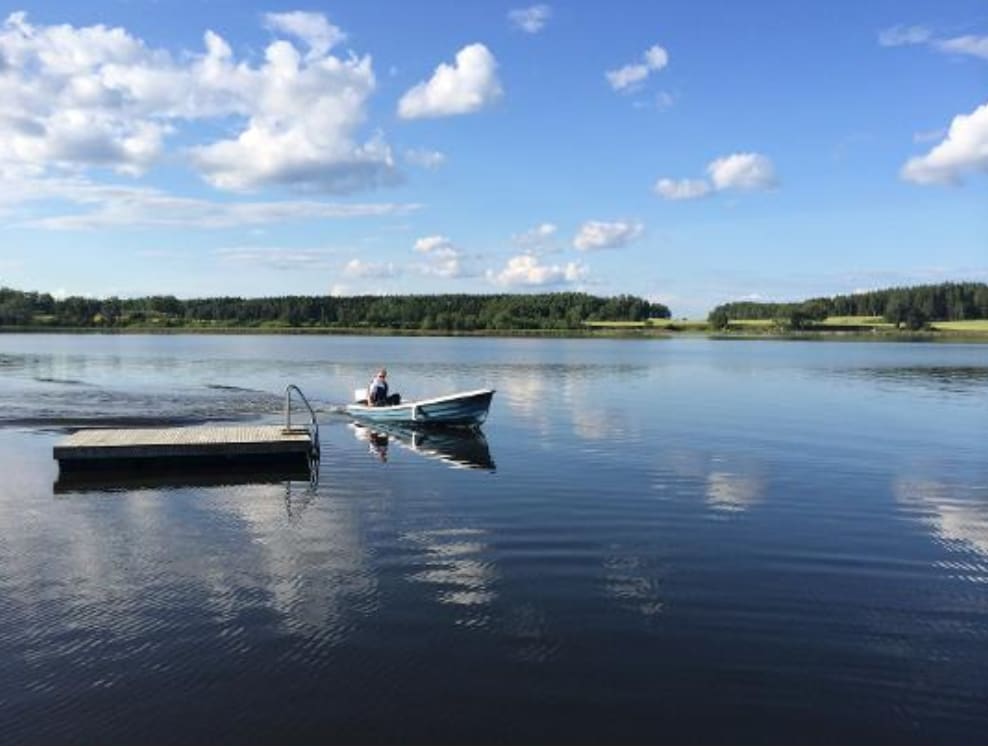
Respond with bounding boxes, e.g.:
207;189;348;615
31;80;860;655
54;425;316;466
53;385;322;487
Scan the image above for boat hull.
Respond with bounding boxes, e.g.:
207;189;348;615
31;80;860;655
344;389;494;427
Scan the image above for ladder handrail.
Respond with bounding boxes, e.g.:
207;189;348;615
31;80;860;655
284;384;320;457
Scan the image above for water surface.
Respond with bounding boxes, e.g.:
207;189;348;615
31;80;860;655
1;335;986;742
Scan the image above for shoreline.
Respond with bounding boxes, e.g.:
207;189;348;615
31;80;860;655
2;325;988;342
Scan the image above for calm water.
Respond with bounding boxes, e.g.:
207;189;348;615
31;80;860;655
1;334;987;743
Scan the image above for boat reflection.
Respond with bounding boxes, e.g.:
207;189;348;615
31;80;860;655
351;423;495;471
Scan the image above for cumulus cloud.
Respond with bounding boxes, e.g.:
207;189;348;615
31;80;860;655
573;220;643;251
187;41;395;192
404;147;446;169
654;178;712;200
655;152;777;201
263;11;345;58
512;222;558;251
901;101;988;185
413;234;468;277
414;235;457;256
878;26;988;185
606;44;668;92
397;43;502;119
0;12;171;176
708;152;778;190
508;5;552;34
343;258;400;278
487;254;586;286
0;11;398;193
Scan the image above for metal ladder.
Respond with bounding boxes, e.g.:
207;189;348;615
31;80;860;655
283;384;320;460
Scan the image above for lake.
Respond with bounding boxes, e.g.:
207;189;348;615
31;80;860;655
1;334;987;743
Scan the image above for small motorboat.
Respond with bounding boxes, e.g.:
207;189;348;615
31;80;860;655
344;389;495;427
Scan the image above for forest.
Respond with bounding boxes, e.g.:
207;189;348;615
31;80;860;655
0;288;670;331
708;282;988;330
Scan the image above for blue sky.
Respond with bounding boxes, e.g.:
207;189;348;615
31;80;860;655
0;0;985;316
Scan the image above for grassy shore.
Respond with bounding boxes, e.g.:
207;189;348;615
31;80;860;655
3;316;988;340
584;316;988;341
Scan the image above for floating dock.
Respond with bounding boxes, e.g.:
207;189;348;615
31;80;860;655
53;385;321;480
54;425;314;464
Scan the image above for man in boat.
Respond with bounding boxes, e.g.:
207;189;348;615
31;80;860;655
367;368;401;406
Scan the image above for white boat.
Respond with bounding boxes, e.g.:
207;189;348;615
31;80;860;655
344;389;494;427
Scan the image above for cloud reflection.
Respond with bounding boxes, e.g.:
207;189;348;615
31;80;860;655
655;450;766;514
402;528;497;626
895;477;988;562
0;433;376;673
706;471;765;513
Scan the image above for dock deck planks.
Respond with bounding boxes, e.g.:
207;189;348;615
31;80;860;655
54;425;314;461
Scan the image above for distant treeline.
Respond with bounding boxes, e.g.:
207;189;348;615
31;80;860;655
709;282;988;330
0;288;670;330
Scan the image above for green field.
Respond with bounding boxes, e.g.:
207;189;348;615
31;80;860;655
821;316;891;327
582;320;649;327
930;320;988;332
730;319;776;328
730;316;892;328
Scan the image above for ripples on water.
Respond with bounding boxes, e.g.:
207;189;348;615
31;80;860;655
0;335;987;742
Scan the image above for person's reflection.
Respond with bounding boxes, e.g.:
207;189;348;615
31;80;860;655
368;431;389;462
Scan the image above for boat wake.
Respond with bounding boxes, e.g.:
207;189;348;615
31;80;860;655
0;386;284;430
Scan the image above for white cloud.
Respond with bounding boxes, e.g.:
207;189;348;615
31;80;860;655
0;12;171;176
573;220;643;251
413;234;467;277
512;222;558;250
0;11;397;193
404;148;446;169
606;44;668;92
397;43;502;119
708;152;778;191
654;178;712;200
263;11;346;58
878;24;932;47
9;175;420;229
487;254;586;286
508;5;552;34
187;43;395;192
655;152;777;200
414;235;457;256
643;46;668;69
901;100;988;185
879;24;988;60
936;34;988;60
343;258;400;278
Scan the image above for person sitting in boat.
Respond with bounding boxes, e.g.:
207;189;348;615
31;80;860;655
367;368;401;406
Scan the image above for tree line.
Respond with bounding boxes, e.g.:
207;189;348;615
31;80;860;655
708;282;988;330
0;288;670;331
